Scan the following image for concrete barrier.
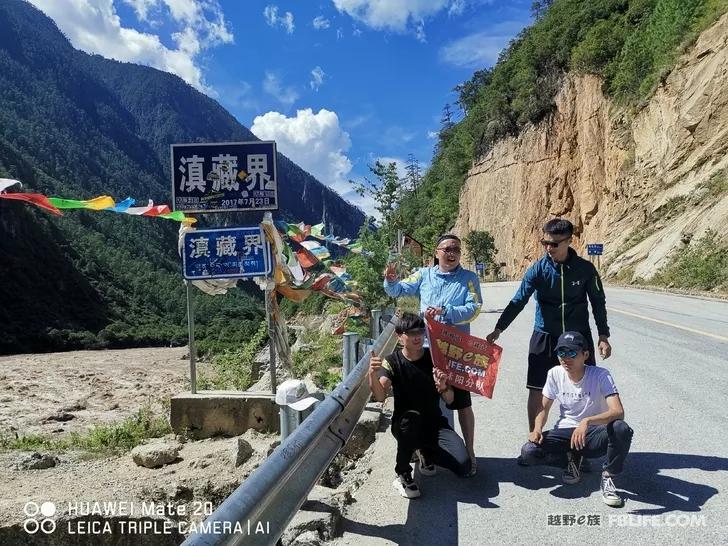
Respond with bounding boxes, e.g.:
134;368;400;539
170;391;279;438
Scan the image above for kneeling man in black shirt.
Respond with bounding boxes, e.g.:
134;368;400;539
369;313;470;499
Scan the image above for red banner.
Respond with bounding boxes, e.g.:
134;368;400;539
426;318;503;399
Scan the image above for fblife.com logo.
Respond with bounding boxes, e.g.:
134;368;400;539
23;501;57;534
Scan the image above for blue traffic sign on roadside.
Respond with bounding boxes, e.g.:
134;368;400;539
182;226;271;280
587;244;604;256
475;263;485;272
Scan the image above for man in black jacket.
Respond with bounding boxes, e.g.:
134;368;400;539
486;219;612;435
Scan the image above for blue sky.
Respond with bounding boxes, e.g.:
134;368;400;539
28;0;534;216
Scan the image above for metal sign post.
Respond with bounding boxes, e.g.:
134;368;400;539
185;280;197;394
587;244;604;273
181;226;273;395
265;254;277;395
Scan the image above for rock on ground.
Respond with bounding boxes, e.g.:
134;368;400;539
340;410;381;459
14;452;59;470
131;442;181;468
233;437;253;467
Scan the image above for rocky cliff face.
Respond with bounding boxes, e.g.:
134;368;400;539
453;13;728;281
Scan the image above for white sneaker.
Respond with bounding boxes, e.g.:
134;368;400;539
392;472;421;499
601;474;624;507
416;450;436;476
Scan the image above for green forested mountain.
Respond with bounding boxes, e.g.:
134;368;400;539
0;0;364;354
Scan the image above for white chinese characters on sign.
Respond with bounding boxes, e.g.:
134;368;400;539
243;234;263;256
211;154;239;191
189;237;210;258
179;155;206;192
216;236;237;257
244;155;275;191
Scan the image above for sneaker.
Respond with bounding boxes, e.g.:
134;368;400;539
562;452;582;484
601;474;624;507
392;472;421;499
416;450;436;476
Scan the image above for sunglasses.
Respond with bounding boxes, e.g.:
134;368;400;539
556;349;579;358
540;237;570;248
437;246;461;254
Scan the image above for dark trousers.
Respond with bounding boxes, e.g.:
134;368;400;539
520;419;634;474
392;410;470;477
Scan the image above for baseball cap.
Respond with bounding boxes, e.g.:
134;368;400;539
554;331;587;352
275;379;319;411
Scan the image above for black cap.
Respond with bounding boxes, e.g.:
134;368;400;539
555;331;587;352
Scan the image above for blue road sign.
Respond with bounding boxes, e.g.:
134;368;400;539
171;141;278;213
182;226;271;280
475;263;485;272
587;244;604;256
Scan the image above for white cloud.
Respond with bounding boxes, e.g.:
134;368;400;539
312;15;330;29
439;20;526;68
427;130;439;139
345;114;371;129
264;4;295;34
448;0;466;16
332;0;464;37
123;0;157;21
251;109;355;200
414;20;426;42
281;11;295;33
336;28;344;40
342;190;378;218
263;72;299;106
310;66;326;91
29;0;233;94
376;156;407;179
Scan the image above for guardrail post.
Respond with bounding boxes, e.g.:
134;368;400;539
342;332;359;378
370;309;382;339
358;338;373;362
279;406;301;441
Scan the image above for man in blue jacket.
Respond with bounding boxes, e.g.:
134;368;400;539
383;234;482;475
486;219;612;436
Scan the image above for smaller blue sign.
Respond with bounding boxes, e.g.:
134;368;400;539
475;263;485;272
182;226;271;280
587;244;604;256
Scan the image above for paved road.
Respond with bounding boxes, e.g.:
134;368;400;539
334;283;728;545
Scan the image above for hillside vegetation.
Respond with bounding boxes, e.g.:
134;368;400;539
0;0;364;354
396;0;728;249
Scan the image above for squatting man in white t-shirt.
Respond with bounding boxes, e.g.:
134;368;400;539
518;331;634;507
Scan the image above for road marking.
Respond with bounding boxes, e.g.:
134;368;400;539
608;307;728;342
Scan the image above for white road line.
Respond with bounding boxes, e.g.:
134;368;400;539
608;307;728;342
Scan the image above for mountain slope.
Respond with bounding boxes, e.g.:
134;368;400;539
0;0;364;354
453;13;728;286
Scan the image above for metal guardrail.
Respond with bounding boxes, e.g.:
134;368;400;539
182;321;398;546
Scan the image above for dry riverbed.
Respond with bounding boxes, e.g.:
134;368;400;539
0;347;278;544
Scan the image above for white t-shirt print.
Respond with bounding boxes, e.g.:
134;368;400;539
542;366;619;429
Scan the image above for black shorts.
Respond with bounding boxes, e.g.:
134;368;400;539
527;330;596;390
446;387;472;410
